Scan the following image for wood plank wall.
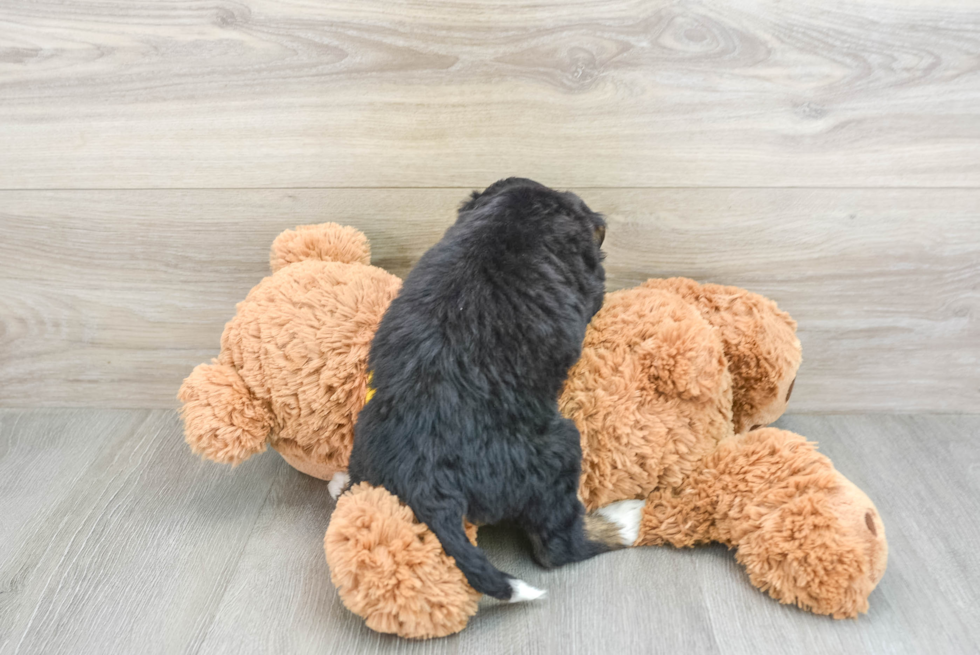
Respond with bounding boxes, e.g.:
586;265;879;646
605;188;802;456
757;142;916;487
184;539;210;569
0;1;978;411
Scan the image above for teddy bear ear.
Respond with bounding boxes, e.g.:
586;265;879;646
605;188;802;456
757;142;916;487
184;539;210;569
635;314;728;401
270;223;371;273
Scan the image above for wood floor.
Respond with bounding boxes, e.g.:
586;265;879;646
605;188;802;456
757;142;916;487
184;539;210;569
1;410;977;655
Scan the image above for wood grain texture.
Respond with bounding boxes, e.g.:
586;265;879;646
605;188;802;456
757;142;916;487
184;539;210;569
0;409;281;655
0;409;148;649
1;410;978;654
1;0;978;188
1;189;977;411
764;414;980;654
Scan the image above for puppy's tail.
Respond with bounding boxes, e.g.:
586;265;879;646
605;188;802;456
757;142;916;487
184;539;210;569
422;511;546;603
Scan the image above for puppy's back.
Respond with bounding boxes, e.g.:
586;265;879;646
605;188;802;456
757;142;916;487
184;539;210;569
347;180;606;601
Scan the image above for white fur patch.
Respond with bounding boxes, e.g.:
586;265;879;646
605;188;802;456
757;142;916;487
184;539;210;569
508;579;547;603
328;471;350;500
596;499;646;547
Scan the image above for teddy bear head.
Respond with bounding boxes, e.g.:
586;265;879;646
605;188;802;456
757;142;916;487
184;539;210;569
178;223;401;477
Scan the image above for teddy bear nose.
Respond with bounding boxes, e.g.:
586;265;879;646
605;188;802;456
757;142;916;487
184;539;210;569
865;511;877;536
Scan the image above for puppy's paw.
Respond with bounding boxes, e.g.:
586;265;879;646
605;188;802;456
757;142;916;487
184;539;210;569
508;579;547;603
328;471;350;500
596;499;646;547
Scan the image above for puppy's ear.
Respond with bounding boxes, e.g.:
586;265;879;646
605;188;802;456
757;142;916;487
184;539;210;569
458;178;542;216
458;190;484;214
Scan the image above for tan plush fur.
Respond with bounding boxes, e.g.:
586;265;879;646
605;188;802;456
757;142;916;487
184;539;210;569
639;428;887;618
178;223;401;475
179;224;886;640
562;285;735;511
643;277;802;434
324;483;481;639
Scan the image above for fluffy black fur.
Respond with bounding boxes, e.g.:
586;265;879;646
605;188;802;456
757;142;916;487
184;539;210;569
347;178;609;601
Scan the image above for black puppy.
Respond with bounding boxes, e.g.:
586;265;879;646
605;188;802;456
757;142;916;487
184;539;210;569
346;178;643;601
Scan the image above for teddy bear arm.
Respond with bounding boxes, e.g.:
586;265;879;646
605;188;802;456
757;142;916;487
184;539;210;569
684;428;887;618
635;484;722;548
643;278;802;433
177;358;274;465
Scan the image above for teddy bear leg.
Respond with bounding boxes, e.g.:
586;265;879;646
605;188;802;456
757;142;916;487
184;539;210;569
325;483;481;639
178;359;274;465
642;278;802;432
706;428;887;618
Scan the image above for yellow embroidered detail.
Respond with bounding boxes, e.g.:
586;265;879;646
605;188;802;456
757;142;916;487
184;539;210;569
364;371;376;404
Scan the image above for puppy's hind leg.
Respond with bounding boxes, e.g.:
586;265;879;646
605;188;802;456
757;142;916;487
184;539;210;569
415;502;546;602
522;483;609;569
327;471;350;500
588;499;646;548
521;419;642;567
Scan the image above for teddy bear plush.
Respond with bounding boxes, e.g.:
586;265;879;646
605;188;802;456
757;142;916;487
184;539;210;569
179;223;887;640
178;223;401;494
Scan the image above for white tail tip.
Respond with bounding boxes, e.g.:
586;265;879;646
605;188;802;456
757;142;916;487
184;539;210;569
508;579;547;603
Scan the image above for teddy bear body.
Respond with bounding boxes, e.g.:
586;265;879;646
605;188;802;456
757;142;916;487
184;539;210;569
564;284;736;511
179;223;887;640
